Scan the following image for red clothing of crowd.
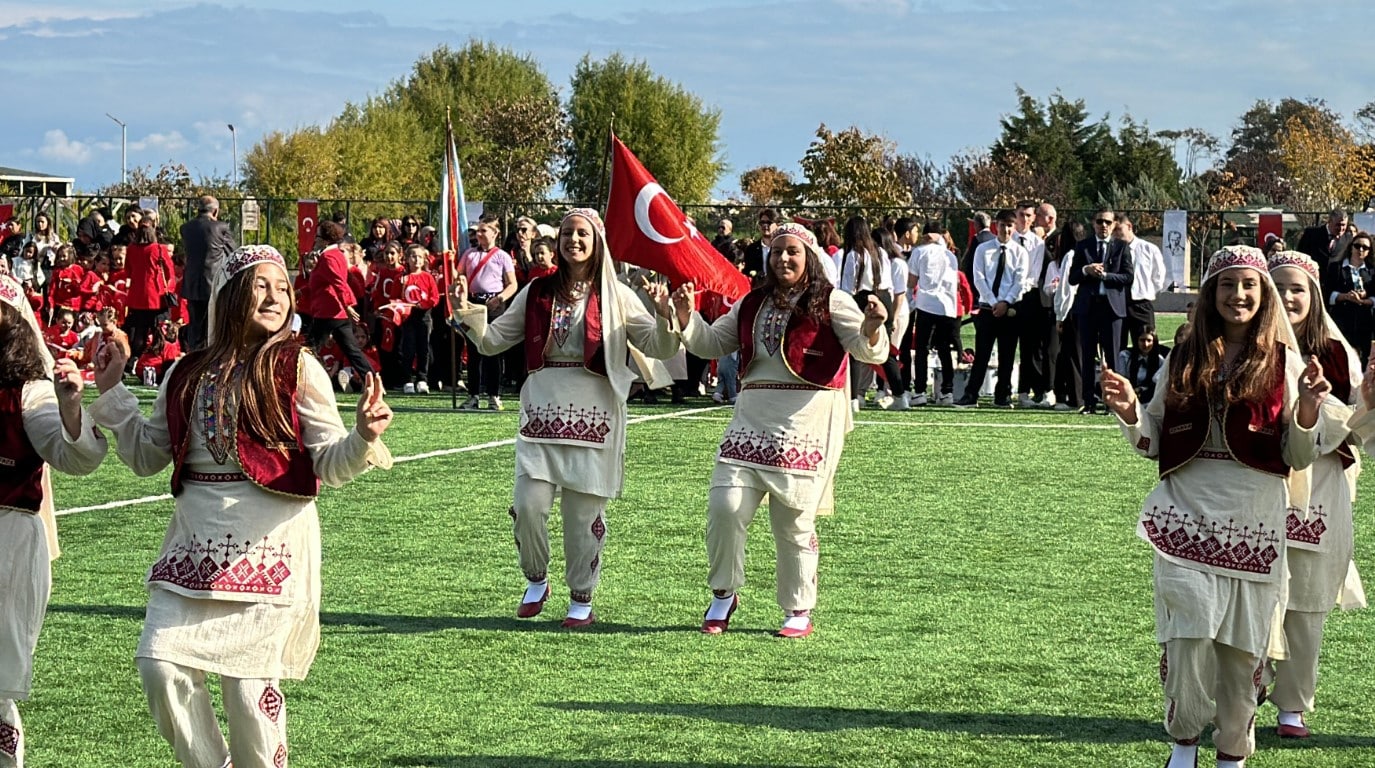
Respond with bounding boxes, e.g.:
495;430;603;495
125;242;175;312
308;245;357;320
49;264;85;311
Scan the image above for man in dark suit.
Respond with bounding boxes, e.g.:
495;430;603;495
1067;208;1133;414
741;208;778;288
1297;208;1353;266
179;195;237;351
961;211;995;282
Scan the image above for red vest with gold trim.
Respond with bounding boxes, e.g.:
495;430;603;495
1158;343;1288;478
523;276;607;377
737;287;848;389
165;344;319;499
0;386;43;513
1316;338;1356;469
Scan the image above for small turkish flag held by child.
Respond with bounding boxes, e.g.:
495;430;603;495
297;200;318;257
604;135;750;300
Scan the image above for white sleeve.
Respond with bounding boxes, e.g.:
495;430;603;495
616;281;681;361
296;353;392;487
830;291;888;364
22;380;108;476
681;299;744;360
88;375;176;478
452;283;531;356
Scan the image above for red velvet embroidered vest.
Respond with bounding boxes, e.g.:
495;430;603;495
165;344;319;498
1317;338;1356;469
737;287;848;389
0;386;43;513
1158;343;1288;478
523;276;607;377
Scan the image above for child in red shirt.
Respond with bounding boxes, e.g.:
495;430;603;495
44;309;80;362
398;245;439;393
48;245;85;318
526;237;558;281
107;244;131;324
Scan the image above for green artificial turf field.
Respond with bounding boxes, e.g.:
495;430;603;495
24;383;1375;767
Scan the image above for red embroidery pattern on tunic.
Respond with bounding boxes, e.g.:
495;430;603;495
148;535;294;595
0;720;16;757
591;516;605;542
808;533;819;554
274;743;288;768
589;553;600;573
1159;650;1168;686
1285;505;1327;545
1136;436;1151;452
259;686;284;722
551;296;576;349
718;428;825;472
1141;505;1280;575
520;404;611;444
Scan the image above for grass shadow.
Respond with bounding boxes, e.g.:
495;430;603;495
386;759;808;768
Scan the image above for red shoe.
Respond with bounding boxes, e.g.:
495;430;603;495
701;594;739;635
516;584;549;618
1277;718;1310;739
776;616;813;638
561;611;596;629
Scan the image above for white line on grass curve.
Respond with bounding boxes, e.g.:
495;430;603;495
666;415;1118;430
55;405;730;517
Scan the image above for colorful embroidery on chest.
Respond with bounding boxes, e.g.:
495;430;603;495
148;534;294;595
760;304;792;358
718;427;826;472
1286;505;1328;545
199;364;243;465
551;296;577;349
1140;504;1280;575
520;403;612;444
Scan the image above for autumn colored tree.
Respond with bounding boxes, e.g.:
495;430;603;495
797;124;910;209
948;150;1065;209
1223;97;1344;205
1278;117;1375;210
739;166;795;206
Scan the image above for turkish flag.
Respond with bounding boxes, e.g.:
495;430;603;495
605;135;749;300
297;200;318;257
0;204;12;224
1257;212;1283;250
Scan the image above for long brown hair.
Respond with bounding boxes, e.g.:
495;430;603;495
1273;266;1332;358
0;302;48;387
168;265;298;449
1166;268;1283;409
553;215;605;301
760;238;831;322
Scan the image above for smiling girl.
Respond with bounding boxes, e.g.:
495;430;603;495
1102;246;1327;768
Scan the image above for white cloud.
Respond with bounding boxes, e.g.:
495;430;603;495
130;131;189;153
0;3;138;28
37;129;92;164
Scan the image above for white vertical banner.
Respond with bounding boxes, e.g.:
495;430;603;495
1161;209;1189;290
138;196;159;213
241;199;260;232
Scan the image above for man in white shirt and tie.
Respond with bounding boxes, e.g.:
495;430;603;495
1013;200;1055;409
1115;215;1166;352
955;210;1028;408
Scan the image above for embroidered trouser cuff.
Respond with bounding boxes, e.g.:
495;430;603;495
513;475;608;601
138;658;288;768
0;699;22;768
706;485;819;612
1161;638;1261;758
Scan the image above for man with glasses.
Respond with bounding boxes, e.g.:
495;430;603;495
1298;208;1354;266
742;209;778;288
1067;208;1133;414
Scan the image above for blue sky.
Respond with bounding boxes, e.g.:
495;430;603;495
2;0;1374;198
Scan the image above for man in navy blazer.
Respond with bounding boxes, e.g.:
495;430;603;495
1067;208;1133;413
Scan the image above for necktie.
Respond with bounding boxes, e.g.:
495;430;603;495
992;245;1007;296
1097;242;1107;295
1038;234;1054;285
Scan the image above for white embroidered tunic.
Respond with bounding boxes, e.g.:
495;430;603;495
455;280;678;499
88;353;392;680
680;291;888;511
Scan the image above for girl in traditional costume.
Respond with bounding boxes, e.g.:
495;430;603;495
1264;250;1365;739
90;244;394;768
1101;246;1327;768
447;208;678;628
0;275;108;768
662;223;889;638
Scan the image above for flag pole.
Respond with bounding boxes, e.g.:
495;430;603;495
444;106;459;411
596;112;616;214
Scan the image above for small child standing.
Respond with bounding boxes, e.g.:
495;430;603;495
399;244;439;394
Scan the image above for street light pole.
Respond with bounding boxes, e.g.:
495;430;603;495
228;123;238;189
105;113;126;184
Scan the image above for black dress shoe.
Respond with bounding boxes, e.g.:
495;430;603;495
953;394;978;408
1077;404;1098;415
991;398;1012;408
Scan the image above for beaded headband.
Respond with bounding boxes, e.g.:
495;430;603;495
1203;245;1268;284
0;275;21;311
770;222;820;249
561;208;606;238
222;244;288;283
1266;250;1321;287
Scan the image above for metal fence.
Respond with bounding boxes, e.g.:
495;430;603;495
2;194;1349;287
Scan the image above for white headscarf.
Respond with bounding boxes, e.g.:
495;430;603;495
560;208;636;403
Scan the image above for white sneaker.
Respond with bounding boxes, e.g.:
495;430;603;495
935;393;954;406
403;382;416;394
910;392;929;406
851;398;862;413
1017;393;1036;409
884;392;910;411
416;381;430;394
461;395;479;410
335;370;351;392
488;396;504;411
1039;392;1057;409
456;379;468;392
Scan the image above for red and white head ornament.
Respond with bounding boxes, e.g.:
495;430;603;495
1266;250;1321;288
770;222;826;263
1203;245;1269;285
561;208;606;239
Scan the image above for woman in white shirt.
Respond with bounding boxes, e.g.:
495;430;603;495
840;218;903;409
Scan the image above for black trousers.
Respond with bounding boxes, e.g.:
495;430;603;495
1122;299;1156;351
1077;299;1122;407
125;308;163;367
465;336;502;397
427;305;456;389
184;298;209;352
912;309;958;395
399;311;433;382
309;317;374;375
1016;295;1057;398
898;310;918;389
964;310;1018;401
1054;317;1083;408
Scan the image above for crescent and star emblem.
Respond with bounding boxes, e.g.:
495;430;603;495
634;183;696;245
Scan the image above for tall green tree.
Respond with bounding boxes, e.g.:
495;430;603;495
797;124;911;209
564;53;723;204
1224;97;1344;205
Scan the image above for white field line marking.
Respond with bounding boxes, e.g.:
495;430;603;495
55;406;729;517
668;415;1118;430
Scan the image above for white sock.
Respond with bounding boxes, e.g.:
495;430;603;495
1165;743;1197;768
782;614;811;631
1278;710;1304;727
1216;760;1244;768
705;594;735;621
567;601;592;621
522;581;547;603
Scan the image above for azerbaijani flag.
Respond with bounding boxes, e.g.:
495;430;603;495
439;113;469;315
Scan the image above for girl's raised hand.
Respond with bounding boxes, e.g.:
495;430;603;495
355;372;394;442
1099;362;1137;420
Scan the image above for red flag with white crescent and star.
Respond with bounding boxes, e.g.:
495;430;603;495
604;134;750;300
